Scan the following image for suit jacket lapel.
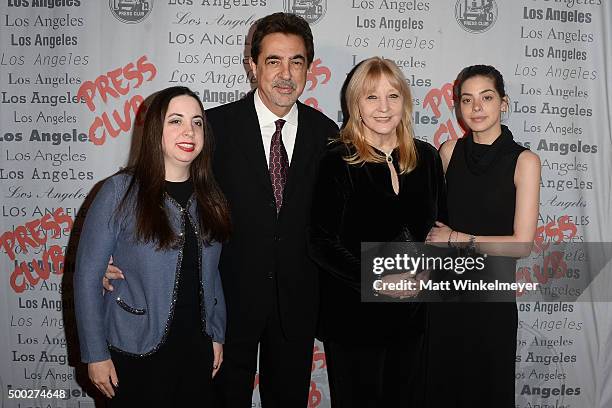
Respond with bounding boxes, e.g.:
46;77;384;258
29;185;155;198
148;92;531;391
283;101;318;203
234;92;274;197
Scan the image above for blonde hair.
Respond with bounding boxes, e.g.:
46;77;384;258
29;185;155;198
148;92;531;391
339;57;417;174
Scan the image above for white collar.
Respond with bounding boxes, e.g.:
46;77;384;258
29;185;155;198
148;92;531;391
254;88;298;127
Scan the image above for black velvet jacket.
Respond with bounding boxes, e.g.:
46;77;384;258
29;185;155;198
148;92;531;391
309;139;447;344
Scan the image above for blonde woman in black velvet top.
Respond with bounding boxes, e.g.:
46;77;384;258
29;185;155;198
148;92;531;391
309;57;446;408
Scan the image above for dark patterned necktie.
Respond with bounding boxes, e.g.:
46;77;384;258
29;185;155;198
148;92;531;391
269;119;288;212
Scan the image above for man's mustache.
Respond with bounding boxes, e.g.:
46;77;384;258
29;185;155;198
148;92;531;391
272;79;297;90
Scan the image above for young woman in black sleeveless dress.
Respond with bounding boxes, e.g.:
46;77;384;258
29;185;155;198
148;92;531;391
425;65;541;407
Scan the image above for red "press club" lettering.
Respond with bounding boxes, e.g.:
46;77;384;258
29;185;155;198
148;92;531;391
0;208;73;293
77;55;157;146
423;82;464;148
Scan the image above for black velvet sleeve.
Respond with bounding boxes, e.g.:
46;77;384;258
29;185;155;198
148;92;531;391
412;140;448;237
433;143;448;225
308;145;361;292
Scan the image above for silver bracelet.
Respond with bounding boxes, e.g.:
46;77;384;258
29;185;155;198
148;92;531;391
468;234;476;253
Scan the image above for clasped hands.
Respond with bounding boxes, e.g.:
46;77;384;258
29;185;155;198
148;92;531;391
426;221;461;247
375;270;429;299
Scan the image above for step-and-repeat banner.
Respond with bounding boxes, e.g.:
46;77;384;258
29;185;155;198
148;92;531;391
1;1;611;407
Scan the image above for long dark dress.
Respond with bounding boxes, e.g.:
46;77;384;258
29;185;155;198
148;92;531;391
309;139;446;407
426;126;526;407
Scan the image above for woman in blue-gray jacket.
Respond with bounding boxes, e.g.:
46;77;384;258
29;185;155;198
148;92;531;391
74;86;230;406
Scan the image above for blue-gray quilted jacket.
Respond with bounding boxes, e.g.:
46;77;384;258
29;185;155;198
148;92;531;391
74;172;226;363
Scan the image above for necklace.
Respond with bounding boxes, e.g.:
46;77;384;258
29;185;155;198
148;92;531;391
382;150;393;163
367;139;396;162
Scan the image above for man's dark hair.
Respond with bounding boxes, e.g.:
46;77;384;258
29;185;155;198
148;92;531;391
250;12;314;66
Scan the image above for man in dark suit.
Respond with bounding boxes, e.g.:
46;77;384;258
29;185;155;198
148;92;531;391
206;13;338;407
104;12;337;407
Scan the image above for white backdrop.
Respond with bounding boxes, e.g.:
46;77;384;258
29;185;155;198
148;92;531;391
1;1;611;407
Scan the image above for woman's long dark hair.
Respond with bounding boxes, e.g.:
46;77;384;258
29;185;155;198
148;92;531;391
119;86;230;249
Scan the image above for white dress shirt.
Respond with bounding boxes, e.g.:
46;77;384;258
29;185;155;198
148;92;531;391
254;88;298;165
